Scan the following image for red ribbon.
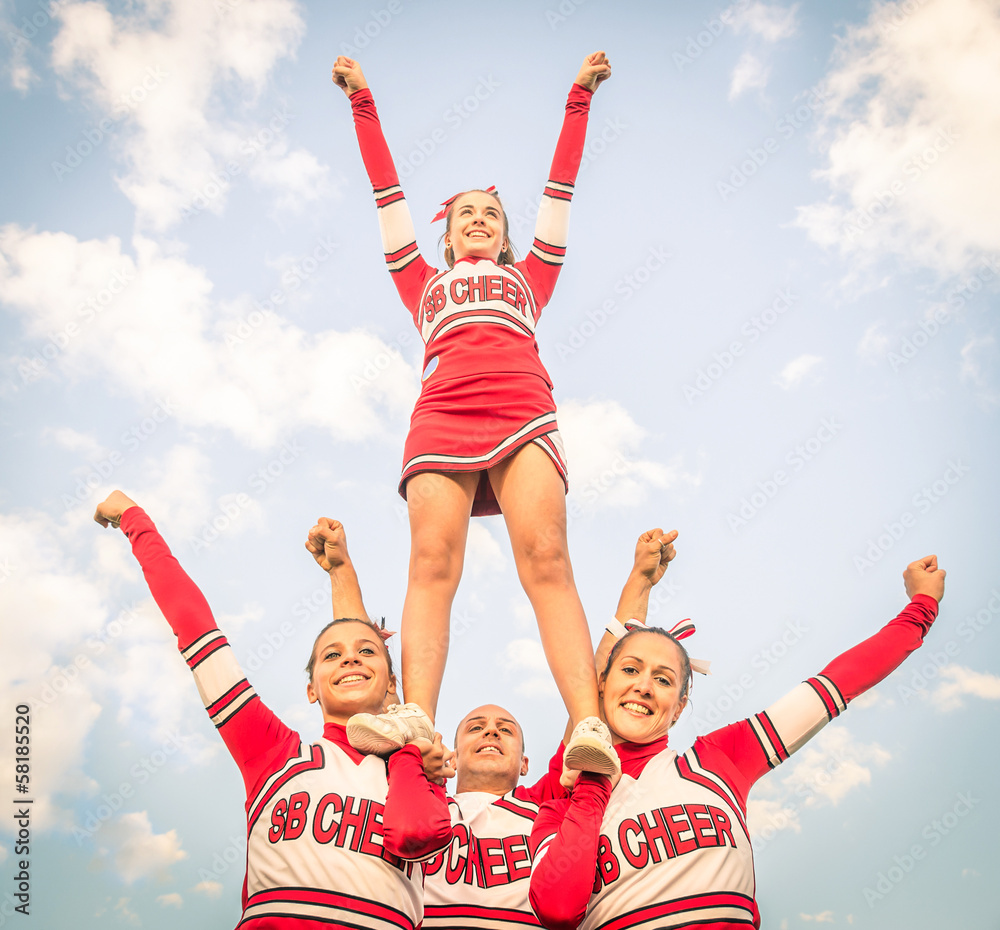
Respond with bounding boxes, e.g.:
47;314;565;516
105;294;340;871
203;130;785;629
666;618;695;641
431;185;497;224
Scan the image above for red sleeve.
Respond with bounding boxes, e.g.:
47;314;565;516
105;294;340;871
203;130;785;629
382;745;453;860
120;507;299;796
348;88;435;318
517;83;593;313
701;595;940;789
519;742;568;805
528;773;609;930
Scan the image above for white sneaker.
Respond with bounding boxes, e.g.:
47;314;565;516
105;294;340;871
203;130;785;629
347;702;434;755
564;716;620;776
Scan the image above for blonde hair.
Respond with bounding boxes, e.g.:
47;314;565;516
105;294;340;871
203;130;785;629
440;189;517;268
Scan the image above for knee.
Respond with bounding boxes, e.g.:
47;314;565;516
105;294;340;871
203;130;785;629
517;531;572;587
409;539;463;586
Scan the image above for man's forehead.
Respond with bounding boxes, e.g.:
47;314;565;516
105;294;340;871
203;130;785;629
459;704;520;729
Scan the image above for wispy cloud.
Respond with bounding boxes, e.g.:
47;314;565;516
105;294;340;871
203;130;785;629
97;811;187;884
49;0;329;231
796;0;1000;275
930;664;1000;711
774;353;823;389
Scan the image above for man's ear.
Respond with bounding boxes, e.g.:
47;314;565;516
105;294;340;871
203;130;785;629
520;754;529;777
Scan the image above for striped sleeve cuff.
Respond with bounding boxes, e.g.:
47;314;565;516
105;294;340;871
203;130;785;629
181;632;257;728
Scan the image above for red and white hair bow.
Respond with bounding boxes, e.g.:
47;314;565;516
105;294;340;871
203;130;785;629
605;616;711;676
431;185;497;224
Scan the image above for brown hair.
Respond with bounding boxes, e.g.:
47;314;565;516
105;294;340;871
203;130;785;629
305;618;394;681
601;626;693;702
440;189;517;268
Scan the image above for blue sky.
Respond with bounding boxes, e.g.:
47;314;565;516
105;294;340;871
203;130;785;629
0;0;998;927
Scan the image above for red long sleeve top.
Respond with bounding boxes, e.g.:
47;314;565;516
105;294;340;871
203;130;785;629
528;596;939;930
120;506;451;930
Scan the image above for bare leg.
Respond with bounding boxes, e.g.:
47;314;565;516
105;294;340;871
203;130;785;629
489;443;599;728
400;470;478;722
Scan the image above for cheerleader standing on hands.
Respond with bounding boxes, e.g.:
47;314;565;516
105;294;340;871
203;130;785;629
333;51;618;774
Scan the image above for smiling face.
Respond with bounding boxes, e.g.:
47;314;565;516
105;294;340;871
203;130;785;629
454;704;528;795
600;632;688;745
305;620;395;725
445;191;509;264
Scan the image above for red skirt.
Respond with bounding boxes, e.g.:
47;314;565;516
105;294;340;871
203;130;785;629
399;373;568;516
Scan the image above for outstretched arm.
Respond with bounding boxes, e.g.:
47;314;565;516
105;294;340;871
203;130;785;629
94;492;298;794
701;556;946;798
520;50;611;311
333;56;434;317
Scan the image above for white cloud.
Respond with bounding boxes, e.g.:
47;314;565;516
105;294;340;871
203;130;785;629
558;399;700;514
156;892;183;908
465;523;508;577
499;638;558;698
849;689;882;710
49;0;324;231
774;353;823;389
747;727;892;843
44;425;109;457
930;664;1000;711
0;509;109;833
732;2;799;42
800;912;835;923
727;4;798;99
0;226;419;450
97;811;187;884
796;0;1000;275
192;880;224;898
729;52;771;100
857;323;889;362
511;598;534;632
779;726;890;807
0;481;239;837
959;336;998;404
113;898;141;926
747;796;801;839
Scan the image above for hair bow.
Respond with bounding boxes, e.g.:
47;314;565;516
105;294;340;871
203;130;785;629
431;185;497;223
375;616;396;643
604;616;711;676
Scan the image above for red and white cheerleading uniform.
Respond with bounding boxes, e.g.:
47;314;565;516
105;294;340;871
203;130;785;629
423;745;568;929
120;507;452;930
348;84;595;515
528;596;940;930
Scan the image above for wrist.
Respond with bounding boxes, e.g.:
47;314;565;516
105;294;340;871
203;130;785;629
326;558;355;577
624;570;654;594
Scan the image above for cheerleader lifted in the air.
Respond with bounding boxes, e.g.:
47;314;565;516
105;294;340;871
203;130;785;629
333;51;617;774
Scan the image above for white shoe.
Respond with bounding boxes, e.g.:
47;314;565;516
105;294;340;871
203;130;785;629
347;702;434;755
564;716;620;776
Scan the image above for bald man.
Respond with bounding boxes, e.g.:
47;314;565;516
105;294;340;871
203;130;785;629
305;518;676;928
421;703;567;928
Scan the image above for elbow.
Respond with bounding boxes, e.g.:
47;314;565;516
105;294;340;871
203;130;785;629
529;885;585;930
383;820;452;861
